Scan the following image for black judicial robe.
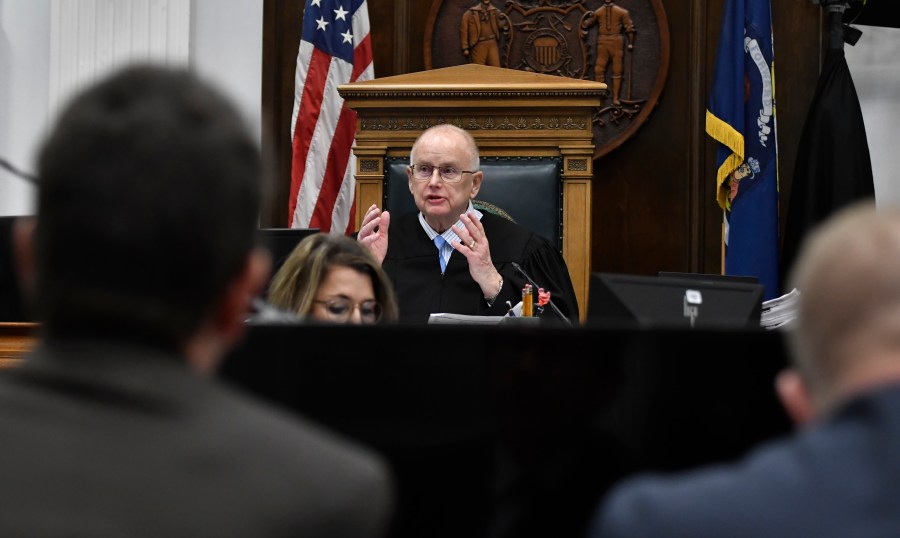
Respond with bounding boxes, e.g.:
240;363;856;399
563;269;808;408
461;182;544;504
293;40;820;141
384;211;578;324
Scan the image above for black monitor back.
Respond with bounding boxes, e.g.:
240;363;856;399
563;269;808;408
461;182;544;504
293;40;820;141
587;272;764;328
256;228;319;283
219;323;791;538
0;216;32;321
657;271;759;284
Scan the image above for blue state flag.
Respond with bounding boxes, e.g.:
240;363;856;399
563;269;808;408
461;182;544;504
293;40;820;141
706;0;779;300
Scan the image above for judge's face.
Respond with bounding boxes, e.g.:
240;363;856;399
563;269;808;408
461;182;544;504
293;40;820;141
312;265;379;324
408;129;483;233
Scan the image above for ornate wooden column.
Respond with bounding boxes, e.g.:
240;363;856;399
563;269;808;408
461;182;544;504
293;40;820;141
339;64;606;320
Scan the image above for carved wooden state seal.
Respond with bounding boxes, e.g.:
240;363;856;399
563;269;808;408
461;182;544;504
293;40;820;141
425;0;670;159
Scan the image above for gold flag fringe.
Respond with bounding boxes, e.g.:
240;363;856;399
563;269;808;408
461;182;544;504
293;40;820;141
706;110;745;210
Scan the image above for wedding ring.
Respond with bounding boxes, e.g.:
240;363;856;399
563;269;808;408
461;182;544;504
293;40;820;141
469;240;476;249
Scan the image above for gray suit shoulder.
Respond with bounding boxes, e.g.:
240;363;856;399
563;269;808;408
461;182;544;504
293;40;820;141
200;380;395;537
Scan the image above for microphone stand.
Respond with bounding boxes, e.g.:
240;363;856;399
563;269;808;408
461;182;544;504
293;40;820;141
510;262;573;326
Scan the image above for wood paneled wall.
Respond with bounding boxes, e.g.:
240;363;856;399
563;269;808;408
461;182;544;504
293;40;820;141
262;0;824;282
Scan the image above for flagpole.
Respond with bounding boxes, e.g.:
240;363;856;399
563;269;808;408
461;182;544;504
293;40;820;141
819;0;850;50
721;219;726;275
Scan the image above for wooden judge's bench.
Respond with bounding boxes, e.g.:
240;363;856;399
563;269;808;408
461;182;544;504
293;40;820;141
0;322;37;367
339;64;607;321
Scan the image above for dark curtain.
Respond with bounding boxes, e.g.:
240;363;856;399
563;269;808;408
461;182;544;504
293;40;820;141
779;46;875;292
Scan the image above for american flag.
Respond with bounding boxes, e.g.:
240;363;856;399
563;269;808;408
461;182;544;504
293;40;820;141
289;0;373;233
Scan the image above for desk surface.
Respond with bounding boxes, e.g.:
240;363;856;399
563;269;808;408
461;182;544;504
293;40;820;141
219;323;793;538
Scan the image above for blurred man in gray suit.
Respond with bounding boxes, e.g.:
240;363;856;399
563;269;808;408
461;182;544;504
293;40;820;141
2;65;392;537
592;201;900;538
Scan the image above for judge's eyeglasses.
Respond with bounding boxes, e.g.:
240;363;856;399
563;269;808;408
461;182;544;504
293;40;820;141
313;297;383;324
409;163;476;183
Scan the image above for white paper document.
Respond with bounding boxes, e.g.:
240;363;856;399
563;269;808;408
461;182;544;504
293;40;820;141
427;313;508;325
760;288;800;330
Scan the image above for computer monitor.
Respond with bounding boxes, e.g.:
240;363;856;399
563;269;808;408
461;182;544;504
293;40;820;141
218;322;791;538
657;271;759;285
0;216;32;321
257;228;320;275
587;272;764;328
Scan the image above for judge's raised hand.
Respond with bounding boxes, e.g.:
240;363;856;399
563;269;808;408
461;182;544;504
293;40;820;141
452;210;502;299
358;204;390;264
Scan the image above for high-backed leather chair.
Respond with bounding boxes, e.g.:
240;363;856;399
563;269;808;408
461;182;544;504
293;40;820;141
383;156;563;251
339;64;607;320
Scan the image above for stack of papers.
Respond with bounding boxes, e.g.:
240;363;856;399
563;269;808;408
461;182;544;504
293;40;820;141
428;302;540;325
427;313;540;325
760;288;800;330
427;313;507;325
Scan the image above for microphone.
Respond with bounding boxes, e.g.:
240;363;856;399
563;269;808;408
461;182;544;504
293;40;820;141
0;157;39;185
510;262;573;326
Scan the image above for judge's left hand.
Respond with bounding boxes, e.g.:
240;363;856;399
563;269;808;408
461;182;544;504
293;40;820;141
452;211;502;298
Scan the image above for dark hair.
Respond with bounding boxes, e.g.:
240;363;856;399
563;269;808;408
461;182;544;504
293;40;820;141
35;64;263;347
267;233;399;323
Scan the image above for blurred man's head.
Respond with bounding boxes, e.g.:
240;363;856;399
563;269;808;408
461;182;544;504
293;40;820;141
783;201;900;420
30;65;269;361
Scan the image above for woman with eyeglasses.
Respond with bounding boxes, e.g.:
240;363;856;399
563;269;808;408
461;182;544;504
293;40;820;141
267;233;399;324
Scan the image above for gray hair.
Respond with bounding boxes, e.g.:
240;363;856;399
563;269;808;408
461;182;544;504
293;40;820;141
787;200;900;408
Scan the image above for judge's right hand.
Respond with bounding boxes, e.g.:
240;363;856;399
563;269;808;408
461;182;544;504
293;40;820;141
358;204;390;264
